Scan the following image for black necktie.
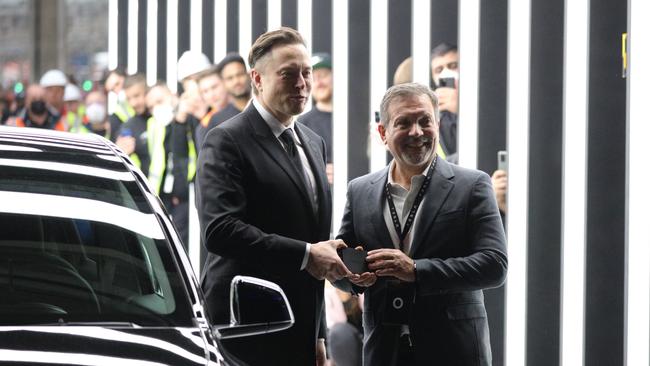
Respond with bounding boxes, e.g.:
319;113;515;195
280;128;306;177
280;128;318;214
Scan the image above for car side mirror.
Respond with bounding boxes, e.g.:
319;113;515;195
214;276;294;339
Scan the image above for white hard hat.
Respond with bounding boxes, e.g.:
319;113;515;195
40;69;68;87
63;84;82;102
177;50;212;82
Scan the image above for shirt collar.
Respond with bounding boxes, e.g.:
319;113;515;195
252;97;296;138
387;160;431;192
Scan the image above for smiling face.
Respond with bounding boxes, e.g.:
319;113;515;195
251;43;312;124
379;93;438;171
221;62;251;99
311;68;332;104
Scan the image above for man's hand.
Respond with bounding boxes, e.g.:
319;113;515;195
366;248;415;282
435;87;458;114
115;135;136;155
326;163;334;185
316;338;327;366
491;169;508;214
348;246;377;287
175;94;191;123
306;239;351;282
349;271;377;287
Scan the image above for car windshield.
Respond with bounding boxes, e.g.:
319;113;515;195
0;142;194;327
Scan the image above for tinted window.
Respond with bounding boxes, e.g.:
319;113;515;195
0;151;193;326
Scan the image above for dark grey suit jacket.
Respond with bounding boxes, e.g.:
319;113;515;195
337;158;507;366
196;104;331;365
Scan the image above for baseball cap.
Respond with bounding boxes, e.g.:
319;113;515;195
311;53;332;70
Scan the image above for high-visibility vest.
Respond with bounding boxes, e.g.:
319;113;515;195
146;116;168;195
114;102;135;123
144;117;198;195
200;108;217;128
437;141;446;160
11;116;66;131
186;129;197;182
66;109;90;134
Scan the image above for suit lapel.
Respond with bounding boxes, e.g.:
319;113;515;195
245;106;314;211
294;124;326;220
410;158;455;256
367;167;394;250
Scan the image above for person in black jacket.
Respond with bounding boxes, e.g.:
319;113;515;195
196;27;351;365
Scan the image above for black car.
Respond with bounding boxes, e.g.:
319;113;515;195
0;126;294;365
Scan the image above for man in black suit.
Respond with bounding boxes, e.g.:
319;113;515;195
196;27;350;366
336;83;508;365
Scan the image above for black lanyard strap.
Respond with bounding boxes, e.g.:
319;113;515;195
385;156;437;251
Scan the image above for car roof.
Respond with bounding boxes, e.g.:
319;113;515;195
0;126;129;170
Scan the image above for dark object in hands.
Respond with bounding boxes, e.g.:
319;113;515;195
438;77;456;89
337;247;368;274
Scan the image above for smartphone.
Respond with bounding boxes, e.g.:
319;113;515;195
337;247;368;274
497;150;508;172
438;77;456;89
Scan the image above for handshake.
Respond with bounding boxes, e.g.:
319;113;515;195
305;239;416;286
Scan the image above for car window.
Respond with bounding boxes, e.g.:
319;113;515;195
0;157;194;327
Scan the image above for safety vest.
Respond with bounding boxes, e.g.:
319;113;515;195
436;141;446;160
66;109;90;134
144;117;197;195
10;116;66;131
114;102;135;123
200;108;217;128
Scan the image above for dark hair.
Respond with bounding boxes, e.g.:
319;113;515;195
248;27;306;69
217;53;247;76
123;73;147;90
431;42;458;60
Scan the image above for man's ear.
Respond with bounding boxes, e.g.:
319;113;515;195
250;69;262;93
377;123;388;145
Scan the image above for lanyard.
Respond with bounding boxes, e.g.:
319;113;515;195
384;156;437;251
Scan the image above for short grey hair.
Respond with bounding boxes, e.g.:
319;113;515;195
379;82;439;126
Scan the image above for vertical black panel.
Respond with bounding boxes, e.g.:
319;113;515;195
387;0;412;86
177;0;191;90
137;0;147;74
477;1;507;366
227;0;239;52
584;0;627;365
117;0;129;70
430;0;458;50
202;0;215;62
281;0;297;29
252;0;268;41
311;0;332;53
157;0;167;81
527;0;564;365
33;1;42;76
347;0;370;180
178;0;191;56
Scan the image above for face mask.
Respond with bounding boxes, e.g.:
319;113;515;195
152;104;175;126
86;103;107;124
30;100;47;115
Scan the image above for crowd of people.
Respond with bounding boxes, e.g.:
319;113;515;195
0;26;508;366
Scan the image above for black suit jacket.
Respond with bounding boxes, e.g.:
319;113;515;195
337;158;508;366
196;104;331;365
